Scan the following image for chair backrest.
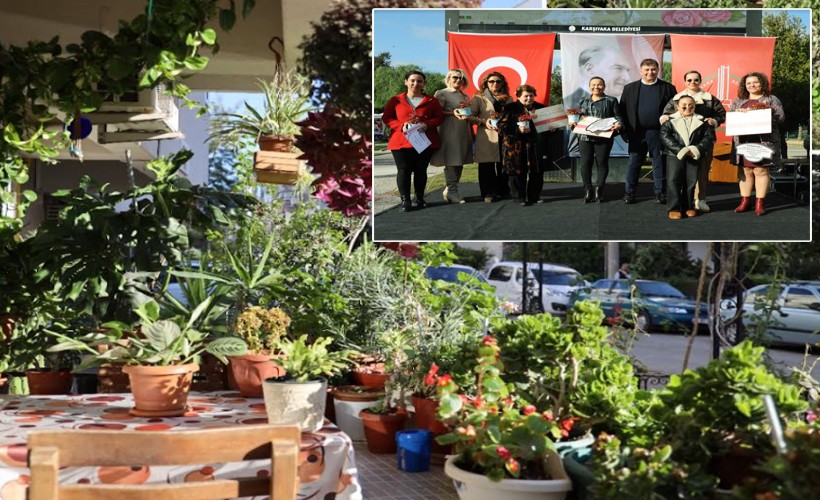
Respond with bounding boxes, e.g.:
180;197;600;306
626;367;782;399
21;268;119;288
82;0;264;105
28;424;300;500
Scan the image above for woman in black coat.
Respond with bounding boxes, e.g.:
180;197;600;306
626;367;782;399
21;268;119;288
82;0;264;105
659;95;715;220
499;84;548;206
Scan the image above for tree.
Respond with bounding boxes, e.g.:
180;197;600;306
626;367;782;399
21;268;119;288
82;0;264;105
549;65;563;106
374;65;447;113
763;11;811;134
375;51;391;69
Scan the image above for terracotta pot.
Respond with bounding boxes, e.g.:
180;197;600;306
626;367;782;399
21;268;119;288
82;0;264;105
26;370;73;395
360;408;408;454
712;444;770;489
192;352;230;392
228;353;286;398
258;135;293;152
97;364;130;393
352;363;390;389
332;385;384;402
122;363;198;417
411;394;451;457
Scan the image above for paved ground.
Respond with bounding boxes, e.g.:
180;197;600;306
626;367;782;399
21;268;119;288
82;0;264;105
372;141;810;215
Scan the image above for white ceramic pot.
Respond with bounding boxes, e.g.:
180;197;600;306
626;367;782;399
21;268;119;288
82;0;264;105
262;378;327;432
444;451;572;500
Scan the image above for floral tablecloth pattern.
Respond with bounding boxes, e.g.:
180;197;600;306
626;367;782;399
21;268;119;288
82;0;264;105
0;391;361;500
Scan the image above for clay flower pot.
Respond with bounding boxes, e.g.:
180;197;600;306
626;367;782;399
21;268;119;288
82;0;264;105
228;353;286;397
25;370;73;395
258;135;293;152
122;363;198;417
360;408;408;454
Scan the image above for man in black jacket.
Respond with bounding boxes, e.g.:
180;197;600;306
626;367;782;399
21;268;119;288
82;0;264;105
618;58;677;204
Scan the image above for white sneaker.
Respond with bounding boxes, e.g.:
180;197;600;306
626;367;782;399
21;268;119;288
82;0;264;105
442;187;449;202
696;200;711;212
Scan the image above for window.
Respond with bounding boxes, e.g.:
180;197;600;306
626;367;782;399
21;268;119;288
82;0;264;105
784;287;818;311
488;266;513;282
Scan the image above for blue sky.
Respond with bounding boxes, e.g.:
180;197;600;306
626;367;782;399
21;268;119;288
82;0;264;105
373;8;812;75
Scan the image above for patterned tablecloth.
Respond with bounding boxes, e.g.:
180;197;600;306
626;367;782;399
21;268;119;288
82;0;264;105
0;391;362;500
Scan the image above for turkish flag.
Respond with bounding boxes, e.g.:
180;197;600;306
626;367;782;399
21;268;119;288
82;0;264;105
449;33;556;105
670;34;775;143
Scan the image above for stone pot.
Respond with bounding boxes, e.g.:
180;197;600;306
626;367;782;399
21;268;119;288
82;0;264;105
262;377;327;432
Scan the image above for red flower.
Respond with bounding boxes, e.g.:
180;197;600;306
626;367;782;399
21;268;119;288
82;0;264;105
496;445;510;460
482;335;496;345
457;100;471;109
559;417;578;437
381;242;420;259
473;396;483;409
523;405;536;415
700;10;732;23
437;374;452;387
424;363;440;386
506;458;520;474
517;113;533;123
542;410;554;422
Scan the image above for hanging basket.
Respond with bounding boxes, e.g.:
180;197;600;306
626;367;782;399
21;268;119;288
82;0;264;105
253;151;303;185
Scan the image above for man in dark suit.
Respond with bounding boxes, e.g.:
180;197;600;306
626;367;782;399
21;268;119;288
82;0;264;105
618;58;677;204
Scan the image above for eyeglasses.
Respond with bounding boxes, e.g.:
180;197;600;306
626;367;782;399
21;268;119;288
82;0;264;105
686;78;701;83
450;75;465;80
487;80;502;84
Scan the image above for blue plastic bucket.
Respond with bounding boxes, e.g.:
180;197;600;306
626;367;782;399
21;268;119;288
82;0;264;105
396;429;432;472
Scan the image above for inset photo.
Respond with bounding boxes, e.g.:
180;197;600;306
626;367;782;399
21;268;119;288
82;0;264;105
372;8;812;242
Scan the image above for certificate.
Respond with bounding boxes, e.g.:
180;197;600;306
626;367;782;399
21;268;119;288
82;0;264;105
725;108;772;136
533;105;569;132
572;116;614;138
404;124;431;153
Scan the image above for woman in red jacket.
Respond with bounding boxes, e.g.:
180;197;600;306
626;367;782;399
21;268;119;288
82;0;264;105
382;70;444;211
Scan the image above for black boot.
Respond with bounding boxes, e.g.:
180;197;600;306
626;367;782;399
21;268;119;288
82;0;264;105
594;186;604;203
583;186;593;203
415;197;427;209
400;196;413;212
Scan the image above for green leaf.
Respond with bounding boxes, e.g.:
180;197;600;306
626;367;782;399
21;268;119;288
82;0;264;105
143;320;181;351
438;393;463;418
200;29;217;45
183;56;208;71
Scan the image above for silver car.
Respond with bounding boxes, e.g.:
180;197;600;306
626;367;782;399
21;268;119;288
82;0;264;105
720;281;820;348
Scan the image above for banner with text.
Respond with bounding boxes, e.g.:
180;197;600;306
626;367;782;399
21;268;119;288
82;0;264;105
669;34;775;143
448;32;556;105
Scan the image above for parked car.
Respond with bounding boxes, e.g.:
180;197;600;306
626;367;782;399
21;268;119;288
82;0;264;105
570;279;710;333
719;281;820;348
425;264;488;287
485;261;587;316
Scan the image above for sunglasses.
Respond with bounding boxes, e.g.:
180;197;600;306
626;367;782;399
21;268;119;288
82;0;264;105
487;80;502;84
686;78;701;82
450;75;466;80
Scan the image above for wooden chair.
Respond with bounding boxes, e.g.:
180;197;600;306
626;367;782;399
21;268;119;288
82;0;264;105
27;424;300;500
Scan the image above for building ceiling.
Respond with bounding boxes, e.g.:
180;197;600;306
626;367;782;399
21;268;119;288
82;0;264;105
0;0;328;91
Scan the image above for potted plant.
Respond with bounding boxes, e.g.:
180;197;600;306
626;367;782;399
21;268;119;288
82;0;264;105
209;70;314;151
359;398;409;454
228;305;291;397
48;298;247;416
262;334;356;432
432;335;572;499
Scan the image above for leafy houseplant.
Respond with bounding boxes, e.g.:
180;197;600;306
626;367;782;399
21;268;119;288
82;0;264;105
432;335;572;498
48;298;246;416
262;335;356;432
209;70;314;151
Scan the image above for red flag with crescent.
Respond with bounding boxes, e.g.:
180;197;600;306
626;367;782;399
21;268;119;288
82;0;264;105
449;33;556;104
670;34;775;143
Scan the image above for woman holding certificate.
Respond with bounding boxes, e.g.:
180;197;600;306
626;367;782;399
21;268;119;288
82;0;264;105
500;84;547;206
728;72;785;216
572;77;623;203
659;95;715;220
382;70;444;212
